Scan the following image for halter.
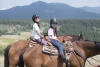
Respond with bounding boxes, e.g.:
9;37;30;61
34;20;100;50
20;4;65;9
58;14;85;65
64;41;86;67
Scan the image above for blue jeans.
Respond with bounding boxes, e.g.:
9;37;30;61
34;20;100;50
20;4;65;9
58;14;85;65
50;40;64;55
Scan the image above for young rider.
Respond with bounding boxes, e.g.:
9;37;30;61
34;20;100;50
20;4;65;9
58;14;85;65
32;14;47;45
47;18;66;62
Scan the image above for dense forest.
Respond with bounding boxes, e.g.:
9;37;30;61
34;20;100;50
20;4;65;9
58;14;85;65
0;19;100;41
0;19;100;55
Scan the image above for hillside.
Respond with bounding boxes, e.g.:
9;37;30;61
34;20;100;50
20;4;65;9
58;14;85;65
0;1;100;19
81;7;100;14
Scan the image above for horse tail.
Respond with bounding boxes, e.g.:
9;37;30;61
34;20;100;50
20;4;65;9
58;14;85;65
18;49;26;67
4;45;11;67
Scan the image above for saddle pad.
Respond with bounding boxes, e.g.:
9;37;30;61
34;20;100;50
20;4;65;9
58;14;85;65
42;45;58;55
28;38;39;47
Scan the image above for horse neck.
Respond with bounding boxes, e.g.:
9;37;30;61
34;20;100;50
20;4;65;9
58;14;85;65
78;41;100;58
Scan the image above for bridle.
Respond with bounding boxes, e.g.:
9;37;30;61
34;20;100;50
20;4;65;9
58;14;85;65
63;40;86;67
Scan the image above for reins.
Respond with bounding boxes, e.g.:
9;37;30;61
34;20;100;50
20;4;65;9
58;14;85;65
74;41;86;67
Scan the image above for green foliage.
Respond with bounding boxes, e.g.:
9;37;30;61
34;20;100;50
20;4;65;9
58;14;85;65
57;19;100;41
0;19;100;55
0;45;8;55
0;19;100;41
1;38;16;44
0;19;33;35
0;19;49;35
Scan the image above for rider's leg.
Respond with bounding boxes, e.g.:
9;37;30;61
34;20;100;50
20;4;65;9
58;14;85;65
50;40;66;62
36;38;47;45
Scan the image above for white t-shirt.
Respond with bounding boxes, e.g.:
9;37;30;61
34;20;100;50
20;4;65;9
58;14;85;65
32;23;40;39
48;28;57;41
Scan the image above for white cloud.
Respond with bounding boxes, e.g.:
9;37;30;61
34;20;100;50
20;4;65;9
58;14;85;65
64;0;100;7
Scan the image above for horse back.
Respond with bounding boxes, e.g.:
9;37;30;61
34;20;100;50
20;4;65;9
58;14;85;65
8;40;28;66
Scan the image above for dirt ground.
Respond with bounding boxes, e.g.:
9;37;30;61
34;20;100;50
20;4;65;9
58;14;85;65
0;56;4;67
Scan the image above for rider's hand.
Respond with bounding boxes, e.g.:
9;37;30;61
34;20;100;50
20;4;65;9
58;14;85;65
56;38;59;41
44;36;48;40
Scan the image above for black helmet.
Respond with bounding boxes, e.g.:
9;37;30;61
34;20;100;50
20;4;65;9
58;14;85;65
50;18;57;24
32;14;39;21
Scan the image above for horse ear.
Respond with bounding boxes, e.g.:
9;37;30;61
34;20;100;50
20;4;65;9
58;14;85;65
94;41;96;44
79;32;83;39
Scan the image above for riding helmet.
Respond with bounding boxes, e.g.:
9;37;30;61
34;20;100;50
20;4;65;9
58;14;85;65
50;18;57;24
32;14;39;21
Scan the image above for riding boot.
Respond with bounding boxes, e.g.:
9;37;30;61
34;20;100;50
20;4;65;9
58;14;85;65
60;53;66;63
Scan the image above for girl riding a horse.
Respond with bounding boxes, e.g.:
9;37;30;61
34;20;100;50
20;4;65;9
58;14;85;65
32;14;47;45
47;18;66;62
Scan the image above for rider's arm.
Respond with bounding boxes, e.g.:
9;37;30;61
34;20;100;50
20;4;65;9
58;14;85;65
36;30;43;38
48;35;59;41
48;35;55;40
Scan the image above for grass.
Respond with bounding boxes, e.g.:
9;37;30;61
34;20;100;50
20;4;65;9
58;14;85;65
1;38;17;45
0;32;31;55
0;56;4;64
0;45;8;55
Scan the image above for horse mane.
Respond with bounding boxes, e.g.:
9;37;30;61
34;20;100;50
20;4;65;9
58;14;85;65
84;40;100;43
76;40;100;50
95;41;100;49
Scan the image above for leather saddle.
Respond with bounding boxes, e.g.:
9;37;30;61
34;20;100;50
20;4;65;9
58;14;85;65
28;36;39;47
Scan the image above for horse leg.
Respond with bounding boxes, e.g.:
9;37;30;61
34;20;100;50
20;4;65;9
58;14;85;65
9;56;19;67
9;61;17;67
9;64;16;67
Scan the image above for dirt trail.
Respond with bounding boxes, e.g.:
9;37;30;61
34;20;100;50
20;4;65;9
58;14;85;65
0;56;4;67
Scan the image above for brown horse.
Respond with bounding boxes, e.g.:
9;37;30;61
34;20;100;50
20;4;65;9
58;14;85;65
4;34;83;67
19;40;100;67
4;40;28;67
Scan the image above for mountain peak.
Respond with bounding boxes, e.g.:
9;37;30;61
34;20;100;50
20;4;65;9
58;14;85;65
29;1;47;7
0;1;100;19
31;1;47;5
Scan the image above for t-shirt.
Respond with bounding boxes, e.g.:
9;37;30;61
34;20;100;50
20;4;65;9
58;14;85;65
32;23;40;39
48;28;57;41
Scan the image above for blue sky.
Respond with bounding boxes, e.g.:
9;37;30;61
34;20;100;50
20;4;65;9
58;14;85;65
0;0;100;10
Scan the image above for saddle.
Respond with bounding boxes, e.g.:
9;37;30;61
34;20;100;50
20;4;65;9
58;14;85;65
42;45;58;55
28;37;74;57
42;41;74;56
28;36;39;47
28;36;58;55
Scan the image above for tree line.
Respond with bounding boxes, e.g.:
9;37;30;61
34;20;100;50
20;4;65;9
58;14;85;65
0;19;100;41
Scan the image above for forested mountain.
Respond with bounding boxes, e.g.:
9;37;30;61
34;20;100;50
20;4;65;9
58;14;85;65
0;1;100;19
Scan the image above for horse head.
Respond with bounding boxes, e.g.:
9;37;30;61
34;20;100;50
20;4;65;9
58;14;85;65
71;33;83;41
95;41;100;54
76;40;100;58
62;33;83;43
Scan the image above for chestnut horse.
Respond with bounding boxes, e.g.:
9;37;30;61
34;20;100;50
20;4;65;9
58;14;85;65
4;40;29;67
4;34;83;67
19;40;100;67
